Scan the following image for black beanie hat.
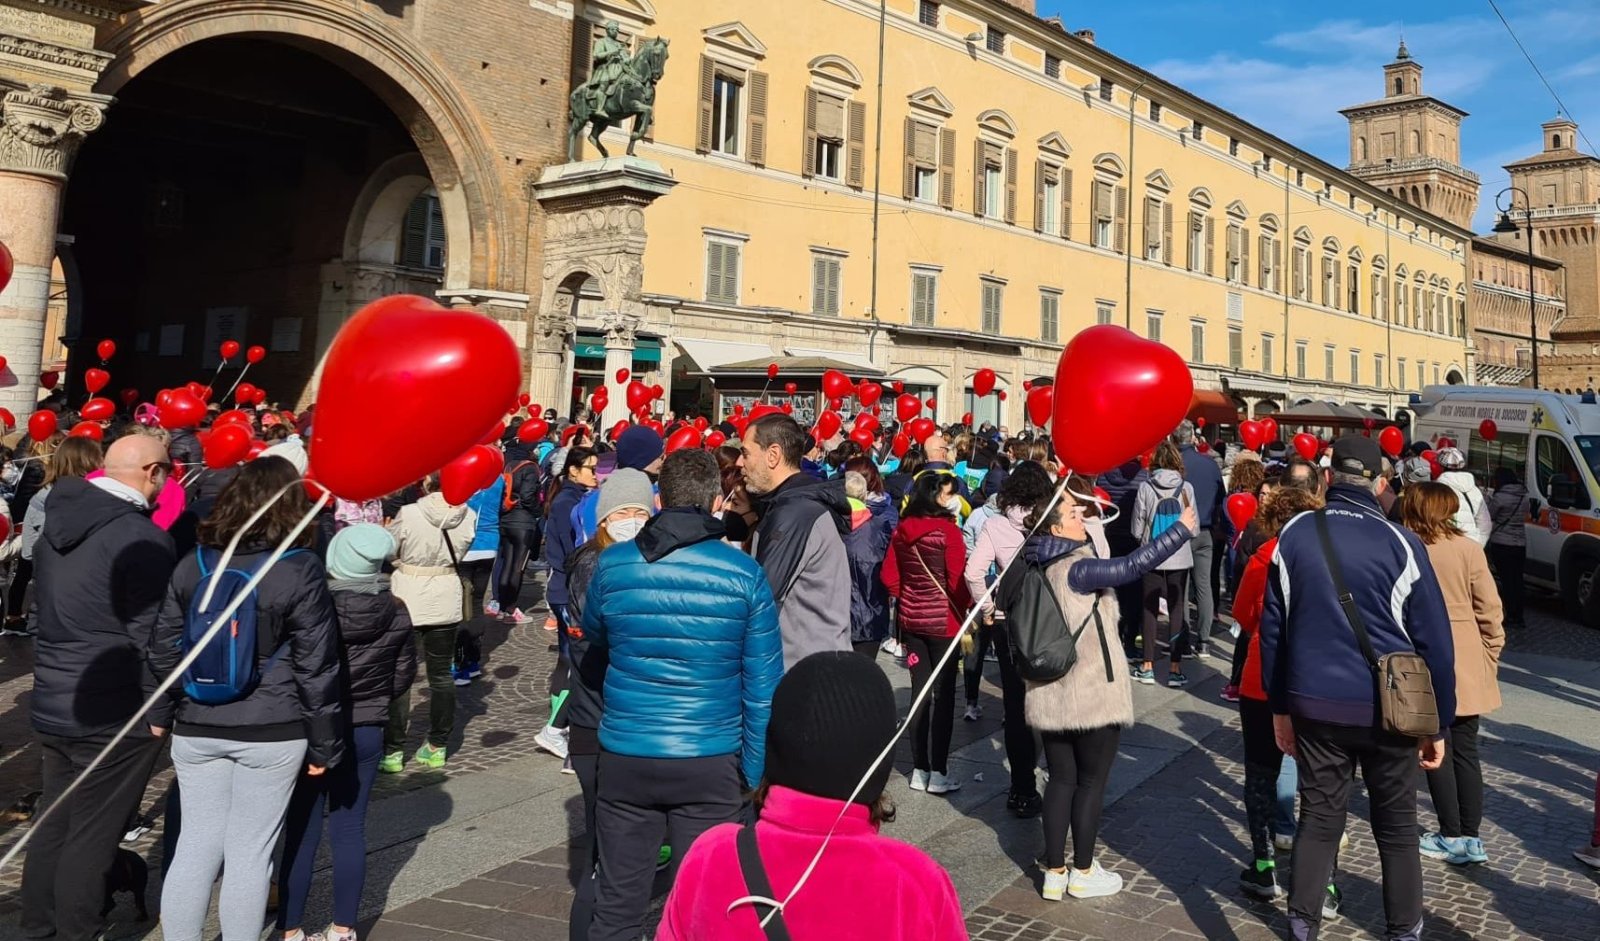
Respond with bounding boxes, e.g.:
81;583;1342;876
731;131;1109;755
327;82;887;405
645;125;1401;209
764;652;898;805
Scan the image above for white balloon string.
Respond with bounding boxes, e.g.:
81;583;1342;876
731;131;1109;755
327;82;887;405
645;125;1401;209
728;472;1078;924
222;361;252;404
0;487;331;874
204;360;227;395
197;478;311;612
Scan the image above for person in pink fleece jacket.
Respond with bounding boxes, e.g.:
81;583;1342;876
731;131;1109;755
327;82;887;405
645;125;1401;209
656;651;968;941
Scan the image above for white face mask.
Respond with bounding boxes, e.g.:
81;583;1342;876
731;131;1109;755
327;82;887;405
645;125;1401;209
606;517;647;542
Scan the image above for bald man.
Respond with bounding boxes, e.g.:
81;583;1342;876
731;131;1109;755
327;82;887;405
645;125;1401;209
22;433;177;941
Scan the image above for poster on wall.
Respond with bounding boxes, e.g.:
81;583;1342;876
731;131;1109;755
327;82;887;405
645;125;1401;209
720;391;818;427
201;307;249;369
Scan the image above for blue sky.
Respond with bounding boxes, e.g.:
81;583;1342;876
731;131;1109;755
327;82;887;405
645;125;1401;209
1035;0;1600;231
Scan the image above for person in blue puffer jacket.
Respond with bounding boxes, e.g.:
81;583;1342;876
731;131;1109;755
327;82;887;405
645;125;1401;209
579;448;783;941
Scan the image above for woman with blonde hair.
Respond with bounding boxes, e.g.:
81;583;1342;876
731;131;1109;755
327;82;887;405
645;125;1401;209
1402;481;1505;867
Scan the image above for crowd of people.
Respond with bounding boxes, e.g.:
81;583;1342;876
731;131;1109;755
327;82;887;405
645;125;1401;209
1;392;1598;941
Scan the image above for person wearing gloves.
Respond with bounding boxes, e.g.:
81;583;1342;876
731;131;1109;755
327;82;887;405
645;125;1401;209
150;457;344;941
278;524;417;941
1434;448;1491;546
656;651;968;941
1131;441;1198;688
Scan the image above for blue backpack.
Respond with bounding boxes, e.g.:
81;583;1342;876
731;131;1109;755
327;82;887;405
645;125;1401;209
181;548;300;705
1145;483;1188;543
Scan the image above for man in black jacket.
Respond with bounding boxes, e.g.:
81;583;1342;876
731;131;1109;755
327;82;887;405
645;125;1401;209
1174;421;1225;657
1096;457;1149;657
21;434;177;941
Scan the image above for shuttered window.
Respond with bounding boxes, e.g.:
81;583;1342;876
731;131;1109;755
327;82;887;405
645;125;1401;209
1350;350;1360;385
400;193;446;271
904;120;952;207
711;73;742;155
1035;164;1060;235
1144;198;1163;261
1093;181;1113;249
1145;310;1162;342
1228;327;1242;369
1375;354;1386;388
1040;291;1060;342
1324;345;1335;381
1096;304;1114;325
705;240;741;304
1187;212;1203;270
1348;263;1361;314
1044;54;1061;79
697;59;766;166
812;254;841;316
918;0;940;27
981;280;1004;334
1296;342;1308;378
1191;320;1205;362
912;270;938;325
1261;334;1274;374
1398;357;1407;389
974;142;1016;222
804;91;849;182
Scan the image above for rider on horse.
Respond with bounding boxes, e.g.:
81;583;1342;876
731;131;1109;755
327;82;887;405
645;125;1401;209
584;22;629;121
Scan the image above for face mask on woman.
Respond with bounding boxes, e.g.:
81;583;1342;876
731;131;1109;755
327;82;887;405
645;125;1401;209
606;517;646;542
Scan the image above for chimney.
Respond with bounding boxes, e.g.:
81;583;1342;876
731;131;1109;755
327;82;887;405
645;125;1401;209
1074;28;1096;45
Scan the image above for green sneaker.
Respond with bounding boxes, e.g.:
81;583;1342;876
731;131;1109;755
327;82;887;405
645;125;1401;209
378;750;405;774
414;743;447;769
656;844;673;871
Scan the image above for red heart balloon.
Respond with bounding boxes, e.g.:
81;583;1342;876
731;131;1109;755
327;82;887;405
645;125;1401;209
1260;418;1279;444
0;407;13;430
693;416;709;433
440;444;504;506
1239;420;1267;452
96;339;116;361
1363;417;1376;431
1292;433;1319;462
310;295;521;501
39;371;58;390
849;427;874;450
69;421;104;442
220;340;240;361
907;418;936;444
1226;492;1258;532
248;440;269;461
780;402;793;414
997;390;1007;402
28;410;57;440
80;397;114;421
84;368;110;394
891;381;905;395
665;426;702;454
234;382;257;406
857;382;883;408
705;430;727;449
1027;386;1053;428
961;412;973;426
732;404;745;418
651;383;664;401
1479;419;1498;442
816;411;842;440
215;409;253;427
784;382;798;395
0;240;12;295
828;397;843;411
853;411;879;432
891;432;910;458
119;388;139;408
246;345;267;364
1023;379;1033;392
1196;416;1207;429
518;418;550;443
767;363;780;380
478;421;507;446
204;422;254;469
251;388;268;406
625;381;650;413
822;370;853;401
895;394;921;423
159;390;206;429
1051;326;1194;475
974;368;997;398
609;419;631;442
156;389;175;409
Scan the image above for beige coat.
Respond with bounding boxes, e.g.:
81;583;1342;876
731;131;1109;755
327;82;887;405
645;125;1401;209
1423;534;1505;717
1023;547;1134;733
388;493;476;628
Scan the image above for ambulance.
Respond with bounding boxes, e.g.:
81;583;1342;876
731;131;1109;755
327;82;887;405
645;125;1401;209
1411;385;1600;627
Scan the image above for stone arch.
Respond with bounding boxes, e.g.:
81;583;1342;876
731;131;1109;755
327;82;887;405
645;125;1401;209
1092;152;1126;178
344;152;460;268
95;0;507;292
807;54;863;91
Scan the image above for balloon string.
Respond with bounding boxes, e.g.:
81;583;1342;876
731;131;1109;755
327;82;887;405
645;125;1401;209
728;472;1077;922
204;359;229;395
0;487;330;875
222;361;252;404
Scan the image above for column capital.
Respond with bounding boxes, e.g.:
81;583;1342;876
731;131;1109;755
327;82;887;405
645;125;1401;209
600;308;643;348
0;83;108;179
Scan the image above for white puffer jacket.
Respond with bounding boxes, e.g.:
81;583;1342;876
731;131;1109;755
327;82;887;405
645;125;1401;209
388;492;477;627
1438;471;1492;547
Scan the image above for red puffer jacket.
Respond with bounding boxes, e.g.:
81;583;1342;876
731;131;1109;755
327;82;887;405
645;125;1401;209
882;515;971;638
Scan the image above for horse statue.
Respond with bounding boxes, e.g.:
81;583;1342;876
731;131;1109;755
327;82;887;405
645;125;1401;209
567;34;670;161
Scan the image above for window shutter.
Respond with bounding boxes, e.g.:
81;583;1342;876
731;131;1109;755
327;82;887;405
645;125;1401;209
846;101;866;189
812;257;826;314
1144;198;1159;253
815;94;844;139
828;259;840;315
1060;167;1072;240
1226;224;1239;271
746;71;769;166
1258;235;1270;289
973;138;986;217
706;242;723;302
696;57;715;154
802;88;818;179
938;127;956;209
571;22;593;89
1204;216;1214;275
1241;227;1250;283
1162;201;1173;265
1113;185;1127;253
1033;160;1046;233
1186;211;1199;270
1332;260;1342;309
724;245;740;302
903;118;918;198
1274;240;1283;293
401;197;427;268
1004;147;1017;224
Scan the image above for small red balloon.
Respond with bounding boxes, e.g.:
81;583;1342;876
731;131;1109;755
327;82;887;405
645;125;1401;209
784;382;798;395
1363;417;1377;431
853;411;880;433
767;363;780;380
39;371;58;390
895;394;921;423
80;397;114;421
96;339;116;361
204;422;254;469
440;445;504;506
828;397;843;411
1196;416;1207;429
1022;379;1033;392
665;426;702;454
156;389;175;409
1239;420;1267;451
705;430;727;449
1260;418;1279;444
609;419;632;441
234;382;257;406
615;368;630;385
477;421;507;446
961;412;973;426
974;368;997;398
891;381;905;395
215;409;253;427
1026;386;1054;428
890;432;911;458
518;418;550;443
0;356;7;373
68;421;104;442
780;402;793;414
625;381;650;413
1292;433;1319;462
251;388;268;406
159;391;206;430
822;370;854;401
732;404;745;418
925;398;937;411
857;382;884;408
28;410;57;440
1196;439;1211;454
1379;425;1405;458
518;392;531;408
693;416;710;433
119;388;140;408
816;411;842;439
84;368;110;394
247;441;269;460
1479;419;1498;442
997;390;1007;402
907;417;936;444
1226;492;1259;532
220;340;241;361
651;383;664;401
0;407;13;430
849;427;875;451
246;345;267;364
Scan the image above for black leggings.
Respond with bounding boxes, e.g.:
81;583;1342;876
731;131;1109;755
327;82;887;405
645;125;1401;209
994;622;1037;796
1142;568;1189;666
1425;715;1483;838
1041;725;1121;870
7;557;31;620
495;526;538;611
1240;698;1286;862
964;622;994;705
903;633;958;775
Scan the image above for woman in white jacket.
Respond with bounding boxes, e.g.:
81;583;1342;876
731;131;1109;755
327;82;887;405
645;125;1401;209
385;473;476;771
1435;448;1492;547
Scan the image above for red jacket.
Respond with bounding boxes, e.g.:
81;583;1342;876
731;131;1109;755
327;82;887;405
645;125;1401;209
882;515;970;638
1232;537;1277;702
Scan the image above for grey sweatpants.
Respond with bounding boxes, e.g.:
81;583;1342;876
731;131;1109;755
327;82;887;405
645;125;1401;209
162;735;308;941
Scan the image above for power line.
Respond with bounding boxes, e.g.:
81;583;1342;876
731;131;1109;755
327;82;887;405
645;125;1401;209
1486;0;1598;156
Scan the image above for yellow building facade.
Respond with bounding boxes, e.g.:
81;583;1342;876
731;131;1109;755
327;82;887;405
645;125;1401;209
572;0;1472;429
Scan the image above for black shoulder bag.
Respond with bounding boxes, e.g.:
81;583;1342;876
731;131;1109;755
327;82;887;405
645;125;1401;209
1312;510;1439;738
736;824;792;940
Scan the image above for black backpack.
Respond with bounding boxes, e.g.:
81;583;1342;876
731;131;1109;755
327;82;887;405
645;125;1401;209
995;555;1113;684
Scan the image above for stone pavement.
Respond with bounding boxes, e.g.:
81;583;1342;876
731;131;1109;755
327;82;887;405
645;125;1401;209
0;582;1596;939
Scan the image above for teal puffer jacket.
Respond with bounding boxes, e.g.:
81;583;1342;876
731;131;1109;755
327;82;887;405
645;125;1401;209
580;507;784;787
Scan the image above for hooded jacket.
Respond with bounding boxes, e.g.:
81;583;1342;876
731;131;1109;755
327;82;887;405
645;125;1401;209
543;478;590;607
1095;461;1149;546
150;545;345;769
965;506;1028;616
882;515;971;638
1486;482;1529;548
387;493;476;627
331;576;418;726
750;473;853;668
31;476;176;738
465;478;504;556
1438;470;1492;547
844;493;897;644
581;507;784;787
1259;485;1456;730
499;448;544;532
1132;468;1196;571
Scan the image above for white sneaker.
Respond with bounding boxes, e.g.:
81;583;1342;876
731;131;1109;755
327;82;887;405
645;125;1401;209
927;771;961;795
1067;861;1124;899
962;703;982;722
909;769;929;791
1041;868;1069;901
881;637;905;658
534;725;569;760
1274;833;1294;853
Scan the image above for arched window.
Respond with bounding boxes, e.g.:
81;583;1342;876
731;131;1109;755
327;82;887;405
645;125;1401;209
1291;227;1312;300
400;189;447;271
1258;215;1281;293
1186;188;1214;274
1554;133;1563;148
1410;130;1421;155
803;55;865;187
1394;77;1403;94
1357;136;1368;161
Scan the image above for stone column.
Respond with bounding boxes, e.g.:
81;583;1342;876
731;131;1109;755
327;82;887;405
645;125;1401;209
600;309;642;428
530;310;570;420
0;85;107;417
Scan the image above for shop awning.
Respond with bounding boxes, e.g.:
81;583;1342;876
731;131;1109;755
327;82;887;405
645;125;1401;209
785;346;876;373
706;355;885;379
673;337;774;374
1189;390;1242;427
1272;400;1396;428
576;333;662;362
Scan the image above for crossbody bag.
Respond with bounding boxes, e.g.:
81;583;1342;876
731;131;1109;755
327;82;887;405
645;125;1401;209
736;824;792;940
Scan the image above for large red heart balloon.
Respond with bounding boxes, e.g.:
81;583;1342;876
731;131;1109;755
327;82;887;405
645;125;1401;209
28;410;56;440
204;422;254;469
857;382;883;408
815;411;842;440
440;444;504;506
80;397;114;421
821;369;853;401
1226;492;1258;532
69;421;103;442
895;393;921;423
96;339;116;361
0;240;11;295
159;390;206;429
1027;385;1054;428
665;426;701;454
1239;420;1267;451
220;340;240;361
1051;325;1193;475
907;417;936;443
974;368;997;398
625;380;650;413
1292;432;1319;462
310;295;521;501
518;418;550;443
84;368;109;394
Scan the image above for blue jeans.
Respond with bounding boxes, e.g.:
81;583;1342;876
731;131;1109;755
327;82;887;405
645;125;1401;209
277;725;384;930
1276;756;1298;837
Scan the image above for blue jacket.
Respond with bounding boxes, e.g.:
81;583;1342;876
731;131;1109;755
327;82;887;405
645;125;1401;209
582;507;783;787
1180;445;1224;530
1095;461;1149;545
466;479;504;555
543;479;591;607
844;494;897;644
1259;485;1456;731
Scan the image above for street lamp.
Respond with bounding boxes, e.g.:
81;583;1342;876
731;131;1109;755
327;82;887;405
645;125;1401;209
1493;186;1539;389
